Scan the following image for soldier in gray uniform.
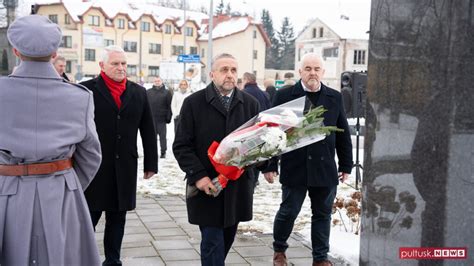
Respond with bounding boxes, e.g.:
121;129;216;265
0;15;102;265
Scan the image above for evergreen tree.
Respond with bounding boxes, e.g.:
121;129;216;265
199;5;208;15
261;9;279;69
215;0;224;15
225;3;231;15
277;17;296;70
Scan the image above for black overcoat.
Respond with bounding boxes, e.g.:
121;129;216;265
147;85;173;125
265;81;353;187
173;84;259;227
81;76;158;211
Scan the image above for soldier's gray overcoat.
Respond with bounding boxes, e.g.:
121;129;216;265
0;61;102;265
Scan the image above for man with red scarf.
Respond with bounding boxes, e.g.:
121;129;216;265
80;45;158;265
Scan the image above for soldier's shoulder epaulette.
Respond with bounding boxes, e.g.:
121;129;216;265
62;79;92;94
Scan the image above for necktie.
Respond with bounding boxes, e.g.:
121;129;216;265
222;95;231;110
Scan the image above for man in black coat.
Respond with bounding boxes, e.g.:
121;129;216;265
147;76;172;158
263;53;353;266
173;53;263;265
80;45;158;265
242;72;271;112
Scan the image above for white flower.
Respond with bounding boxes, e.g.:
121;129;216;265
280;109;301;127
260;127;287;155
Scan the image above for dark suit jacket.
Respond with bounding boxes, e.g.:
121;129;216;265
81;76;158;211
147;85;173;125
173;83;259;227
265;81;353;187
243;83;271;111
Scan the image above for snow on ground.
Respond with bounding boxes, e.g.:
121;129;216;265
137;122;362;265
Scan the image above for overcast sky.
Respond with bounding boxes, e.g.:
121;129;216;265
189;0;372;33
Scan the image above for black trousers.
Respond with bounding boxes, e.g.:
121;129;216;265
199;224;239;266
90;211;127;265
155;122;167;155
273;185;337;261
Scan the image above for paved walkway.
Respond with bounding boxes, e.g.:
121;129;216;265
95;194;346;265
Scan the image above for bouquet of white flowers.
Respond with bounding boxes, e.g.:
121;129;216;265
189;96;343;198
212;96;343;167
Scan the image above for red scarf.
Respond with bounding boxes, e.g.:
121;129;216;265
101;71;127;108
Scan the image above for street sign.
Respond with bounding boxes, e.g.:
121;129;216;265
275;80;284;89
177;54;200;63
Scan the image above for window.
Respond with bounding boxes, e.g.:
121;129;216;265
104;39;114;46
253;29;257;39
148;66;159;76
149;43;161;54
253;50;258;59
323;47;339;58
201;48;205;57
123;41;137;53
85;49;95;61
127;65;137;76
60;36;72;48
319;27;324;38
172;45;184;55
88;15;100;26
165;24;172;34
185;26;193;36
190;46;198;55
65;61;72;73
64;14;70;25
312;28;317;38
48;15;58;24
141;22;150;32
117;18;125;29
353;50;366;65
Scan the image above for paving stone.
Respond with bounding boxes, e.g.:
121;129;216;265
158;249;200;261
152;239;193;250
136;208;167;216
150;227;187;237
168;210;188;218
122;233;154;243
121;241;152;249
165;260;201;266
158;200;186;206
122;257;165;266
125;219;144;227
140;215;173;222
121;246;158;257
233;245;274;257
244;255;274;265
225;252;247;264
232;236;266;247
153;235;190;241
286;246;313;258
162;205;187;211
124;226;148;234
143;221;179;229
136;203;162;209
126;213;139;220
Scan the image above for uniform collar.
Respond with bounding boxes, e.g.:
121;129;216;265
9;61;62;80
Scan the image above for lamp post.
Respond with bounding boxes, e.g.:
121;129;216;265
183;0;187;80
206;0;214;84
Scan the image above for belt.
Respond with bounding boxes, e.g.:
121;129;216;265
0;158;73;176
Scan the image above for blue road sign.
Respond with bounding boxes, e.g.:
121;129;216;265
177;54;200;63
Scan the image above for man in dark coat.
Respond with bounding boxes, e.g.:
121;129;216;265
147;76;172;158
80;45;158;265
263;53;353;266
242;72;271;111
264;78;277;103
173;53;263;265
